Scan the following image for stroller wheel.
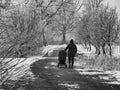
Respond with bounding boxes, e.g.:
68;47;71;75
65;64;67;68
69;64;71;68
57;63;59;67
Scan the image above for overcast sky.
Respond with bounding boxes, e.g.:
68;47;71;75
105;0;120;16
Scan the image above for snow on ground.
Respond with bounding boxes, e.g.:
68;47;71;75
74;59;120;85
42;44;96;57
0;56;47;81
74;61;120;85
1;44;120;85
112;45;120;58
76;44;95;56
58;83;80;90
43;44;120;85
10;56;47;80
42;44;67;56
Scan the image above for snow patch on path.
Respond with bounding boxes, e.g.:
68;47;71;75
74;61;120;85
59;83;80;90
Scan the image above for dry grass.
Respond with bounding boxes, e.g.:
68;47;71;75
78;54;120;71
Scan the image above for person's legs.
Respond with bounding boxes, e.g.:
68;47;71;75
68;56;71;67
68;56;70;64
71;57;74;67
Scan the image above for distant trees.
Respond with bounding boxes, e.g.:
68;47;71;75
77;0;120;56
34;0;55;46
0;0;11;9
77;0;103;52
0;0;119;57
0;0;70;57
52;0;83;44
0;0;47;58
52;0;74;44
99;5;120;56
34;0;72;45
0;9;40;57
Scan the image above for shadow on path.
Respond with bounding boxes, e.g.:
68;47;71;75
26;58;120;90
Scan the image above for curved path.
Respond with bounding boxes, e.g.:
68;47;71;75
25;57;120;90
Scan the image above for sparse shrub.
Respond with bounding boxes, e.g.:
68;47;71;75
81;54;120;71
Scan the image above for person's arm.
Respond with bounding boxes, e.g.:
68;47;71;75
75;45;77;53
65;45;69;51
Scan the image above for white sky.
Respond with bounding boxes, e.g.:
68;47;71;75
105;0;120;16
12;0;23;4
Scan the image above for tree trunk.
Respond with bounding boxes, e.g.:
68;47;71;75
102;43;106;55
42;29;47;46
95;47;97;54
108;43;112;56
89;44;91;51
95;47;100;55
88;41;91;51
83;41;87;49
61;31;66;44
98;49;100;55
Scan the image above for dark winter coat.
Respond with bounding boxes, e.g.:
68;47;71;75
65;42;77;57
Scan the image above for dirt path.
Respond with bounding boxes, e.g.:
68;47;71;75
25;57;120;90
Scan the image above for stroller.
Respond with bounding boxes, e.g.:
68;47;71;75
57;50;67;68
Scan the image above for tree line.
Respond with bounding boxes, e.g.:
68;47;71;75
0;0;120;57
77;0;120;56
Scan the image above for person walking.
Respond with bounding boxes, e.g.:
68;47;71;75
65;39;77;68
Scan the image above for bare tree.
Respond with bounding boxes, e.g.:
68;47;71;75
0;0;11;9
77;0;103;52
0;1;42;88
77;14;92;51
99;5;120;56
34;0;70;45
51;0;83;44
77;0;120;56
